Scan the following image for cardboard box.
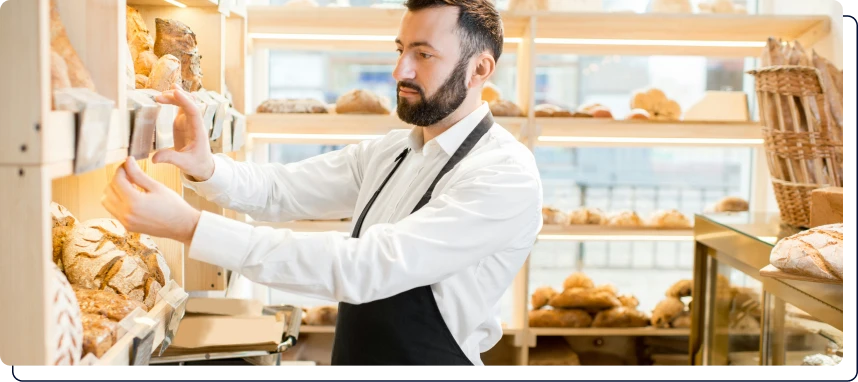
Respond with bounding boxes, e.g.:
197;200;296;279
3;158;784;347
810;187;843;227
163;298;284;356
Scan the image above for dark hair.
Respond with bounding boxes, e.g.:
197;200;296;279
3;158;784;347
403;0;504;62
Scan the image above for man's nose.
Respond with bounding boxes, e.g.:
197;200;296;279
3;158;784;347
393;55;416;82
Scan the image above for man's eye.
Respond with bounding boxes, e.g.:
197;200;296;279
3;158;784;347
396;49;403;55
420;53;432;59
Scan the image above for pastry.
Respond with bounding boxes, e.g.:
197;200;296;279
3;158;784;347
256;99;329;114
647;209;691;229
624;108;650;120
154;18;203;92
802;354;842;366
665;279;692;298
305;306;338;326
135;74;148;90
651;297;684;328
534;104;573;117
549;288;620;310
481;82;501;103
592;307;650;328
704;196;749;213
51;202;77;271
578;102;613;118
562;272;594;290
630;88;681;121
49;0;95;90
770;224;842;280
50;264;83;365
489;100;524;117
617;294;639;308
74;286;148;321
146;54;182;92
542;207;567;225
81;313;118;358
528;309;592;328
592;284;618;296
671;311;691;328
63;219;171;308
567;207;606;225
335;89;392;115
605;210;643;227
531;286;558;310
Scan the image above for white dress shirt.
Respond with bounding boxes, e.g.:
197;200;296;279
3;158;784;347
183;102;543;365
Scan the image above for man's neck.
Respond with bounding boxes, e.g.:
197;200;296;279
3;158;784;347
422;96;482;145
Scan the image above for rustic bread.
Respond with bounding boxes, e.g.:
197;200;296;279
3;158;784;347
147;54;182;92
606;210;643;227
568;207;606;225
665;279;692;298
80;313;117;358
50;50;71;90
705;196;749;213
528;309;592;328
625;108;650;120
647;209;691;228
810;187;843;227
592;307;649;328
63;219;170;308
630;88;681;120
770;224;842;280
126;6;154;65
562;272;594;290
671;311;691;328
812;51;843;141
651;297;684;328
592;283;618;296
154;18;203;92
335;89;391;115
531;286;558;310
74;286;148;321
256;99;328;114
51;202;77;271
617;294;639;308
49;0;95;90
50;264;83;365
534;104;573;117
489;100;524;117
549;288;620;310
542;207;567;225
305;306;338;326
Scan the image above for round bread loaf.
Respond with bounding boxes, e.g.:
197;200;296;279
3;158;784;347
531;286;558;310
606;210;643;227
651;297;684;328
705;196;749;213
335;89;391;115
51;202;77;271
770;224;842;280
562;272;594;290
592;307;650;328
63;219;171;309
542;207;568;225
489;100;523;117
528;309;592;328
568;207;606;225
647;209;692;228
548;288;620;310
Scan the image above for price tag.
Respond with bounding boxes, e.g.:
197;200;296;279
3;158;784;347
130;328;156;365
158;293;189;356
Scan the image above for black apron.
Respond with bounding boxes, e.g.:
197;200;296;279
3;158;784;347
330;113;495;365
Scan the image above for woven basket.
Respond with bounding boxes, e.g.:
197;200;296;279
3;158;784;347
747;65;843;228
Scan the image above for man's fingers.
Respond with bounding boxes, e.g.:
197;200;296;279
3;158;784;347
113;165;139;197
123;157;161;192
154;84;199;118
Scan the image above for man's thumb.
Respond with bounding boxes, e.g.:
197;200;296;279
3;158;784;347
153;149;185;168
124;157;160;192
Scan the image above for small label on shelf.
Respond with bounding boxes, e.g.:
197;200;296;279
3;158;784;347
130;328;156;365
192;91;219;138
54;88;116;174
128;91;159;160
136;89;177;150
229;109;246;152
207;91;231;141
158;281;190;356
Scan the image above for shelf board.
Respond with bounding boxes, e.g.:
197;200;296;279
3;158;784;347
246;113;527;144
298;325;521;336
48;148;130;180
127;0;219;7
536;118;763;147
530;327;690;337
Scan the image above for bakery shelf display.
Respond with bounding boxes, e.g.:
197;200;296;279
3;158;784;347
0;0;247;365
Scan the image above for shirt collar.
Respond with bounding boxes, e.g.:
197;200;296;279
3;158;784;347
407;102;491;157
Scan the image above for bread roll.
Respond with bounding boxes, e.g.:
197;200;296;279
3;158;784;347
705;196;749;213
542;207;567;225
535;104;573;117
770;224;842;280
135;74;148;90
617;294;639;308
51;202;77;271
50;0;95;90
126;6;154;64
630;88;681;121
305;306;338;326
74;287;148;321
335;89;391;115
146;54;182;92
665;279;692;298
489;100;523;117
50;264;83;365
625;108;650;120
647;209;691;229
572;111;593;118
528;309;592;328
671;311;691;328
481;82;501;103
531;286;558;310
651;297;684;328
64;219;171;309
50;50;71;90
257;99;328;114
135;51;158;77
606;210;643;227
590;108;614;119
549;288;620;310
562;272;594;290
568;207;606;225
81;313;117;358
592;307;650;328
154;18;203;92
592;283;618;296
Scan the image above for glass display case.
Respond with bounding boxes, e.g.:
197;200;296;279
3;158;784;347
690;213;843;366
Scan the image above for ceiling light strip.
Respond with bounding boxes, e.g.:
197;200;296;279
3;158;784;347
538;234;692;242
538;136;764;145
163;0;188;8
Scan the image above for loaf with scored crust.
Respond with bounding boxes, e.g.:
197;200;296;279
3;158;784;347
770;224;842;280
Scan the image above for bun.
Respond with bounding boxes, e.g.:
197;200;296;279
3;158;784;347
336;89;391;115
531;286;558;310
562;272;594;290
489;100;524;117
770;224;842;280
592;307;650;328
548;288;621;310
647;209;692;228
651;297;684;328
568;207;607;225
606;210;643;227
257;99;328;114
542;207;568;225
528;309;592;328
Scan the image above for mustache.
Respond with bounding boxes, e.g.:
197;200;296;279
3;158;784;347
397;82;423;94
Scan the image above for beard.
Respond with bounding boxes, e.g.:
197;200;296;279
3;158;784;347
396;58;469;127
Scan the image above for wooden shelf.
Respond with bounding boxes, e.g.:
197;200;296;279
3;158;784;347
127;0;219;7
530;327;690;337
298;325;521;336
535;118;763;147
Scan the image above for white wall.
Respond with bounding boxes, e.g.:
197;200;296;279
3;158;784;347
761;0;844;67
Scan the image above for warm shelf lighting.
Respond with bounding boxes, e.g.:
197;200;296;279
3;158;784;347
535;38;765;48
249;133;383;141
538;136;764;145
249;33;522;44
163;0;188;8
538;234;691;242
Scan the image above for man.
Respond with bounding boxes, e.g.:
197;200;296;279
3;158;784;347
103;0;542;366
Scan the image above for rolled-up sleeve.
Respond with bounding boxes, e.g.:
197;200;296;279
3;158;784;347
187;159;542;304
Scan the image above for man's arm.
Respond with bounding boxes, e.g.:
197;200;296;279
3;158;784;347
183;141;373;222
188;160;542;304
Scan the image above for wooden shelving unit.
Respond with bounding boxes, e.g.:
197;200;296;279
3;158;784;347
529;327;690;337
0;0;248;366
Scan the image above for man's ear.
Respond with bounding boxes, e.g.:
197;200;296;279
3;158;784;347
469;52;496;88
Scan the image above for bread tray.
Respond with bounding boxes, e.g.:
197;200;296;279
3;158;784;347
148;305;303;365
760;264;842;285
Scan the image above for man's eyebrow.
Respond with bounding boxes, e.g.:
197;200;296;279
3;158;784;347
395;39;437;51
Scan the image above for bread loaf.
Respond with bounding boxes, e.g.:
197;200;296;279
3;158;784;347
810;187;843;227
63;219;171;308
548;288;620;310
50;264;83;365
647;209;691;228
531;286;558;310
562;272;594;290
705;196;749;213
147;54;182;92
50;50;71;90
481;82;501;103
650;0;692;13
542;207;567;225
135;74;148;90
489;100;523;117
671;311;691;328
535;104;573;117
74;286;148;321
617;294;639;308
568;207;606;225
305;306;338;326
51;202;77;270
578;103;613;119
606;210;643;227
812;51;843;141
256;99;329;114
592;283;618;296
592;307;649;328
665;279;692;298
80;313;117;358
528;309;592;328
126;6;154;64
135;51;159;77
154;18;203;92
651;297;684;328
335;89;391;115
770;224;842;280
625;108;650;120
49;0;96;90
630;88;681;121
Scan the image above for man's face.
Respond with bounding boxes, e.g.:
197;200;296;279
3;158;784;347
394;6;470;127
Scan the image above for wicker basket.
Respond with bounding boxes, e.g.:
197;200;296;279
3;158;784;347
747;65;843;228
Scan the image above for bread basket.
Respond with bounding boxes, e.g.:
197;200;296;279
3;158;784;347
747;65;843;228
